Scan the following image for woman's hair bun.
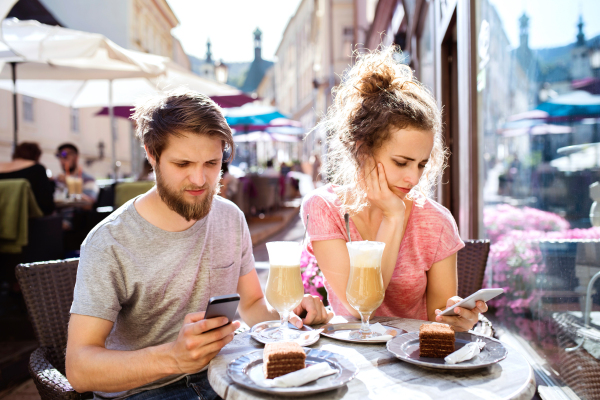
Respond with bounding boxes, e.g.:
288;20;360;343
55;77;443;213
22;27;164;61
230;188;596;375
351;48;416;98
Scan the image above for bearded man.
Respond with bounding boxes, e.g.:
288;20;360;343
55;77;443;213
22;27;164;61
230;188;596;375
65;90;332;400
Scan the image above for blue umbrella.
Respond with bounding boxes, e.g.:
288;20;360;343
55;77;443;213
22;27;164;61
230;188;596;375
537;90;600;117
226;110;287;126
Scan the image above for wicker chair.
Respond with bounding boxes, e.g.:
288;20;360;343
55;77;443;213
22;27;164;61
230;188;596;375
457;240;490;299
15;258;92;399
553;312;600;400
457;240;493;336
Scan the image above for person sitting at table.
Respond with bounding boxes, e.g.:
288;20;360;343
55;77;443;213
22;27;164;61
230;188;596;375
219;161;238;201
0;141;55;215
65;89;332;400
55;143;99;207
301;46;488;332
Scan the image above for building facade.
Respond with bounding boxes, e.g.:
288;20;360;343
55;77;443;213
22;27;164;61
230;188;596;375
271;0;377;162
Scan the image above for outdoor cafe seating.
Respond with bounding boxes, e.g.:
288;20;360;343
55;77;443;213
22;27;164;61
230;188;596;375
13;240;491;400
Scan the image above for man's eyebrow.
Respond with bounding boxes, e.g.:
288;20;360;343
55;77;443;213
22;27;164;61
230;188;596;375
393;155;429;163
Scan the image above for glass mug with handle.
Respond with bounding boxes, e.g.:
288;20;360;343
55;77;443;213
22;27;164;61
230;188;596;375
345;241;386;339
263;241;305;340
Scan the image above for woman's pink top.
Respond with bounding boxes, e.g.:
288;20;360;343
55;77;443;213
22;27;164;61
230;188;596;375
301;184;464;321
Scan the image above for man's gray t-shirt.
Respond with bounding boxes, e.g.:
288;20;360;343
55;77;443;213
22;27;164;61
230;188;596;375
70;196;254;399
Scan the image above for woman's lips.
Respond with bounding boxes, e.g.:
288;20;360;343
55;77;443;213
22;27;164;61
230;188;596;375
185;189;206;196
396;187;411;194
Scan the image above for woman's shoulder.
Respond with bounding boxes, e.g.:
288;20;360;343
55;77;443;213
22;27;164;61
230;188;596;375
302;184;340;210
414;197;458;229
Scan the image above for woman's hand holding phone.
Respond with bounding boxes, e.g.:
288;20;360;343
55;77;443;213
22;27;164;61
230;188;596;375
434;296;488;332
432;288;504;331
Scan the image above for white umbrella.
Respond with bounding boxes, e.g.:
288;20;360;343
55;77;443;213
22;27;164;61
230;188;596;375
551;143;600;172
1;60;242;108
0;18;167;175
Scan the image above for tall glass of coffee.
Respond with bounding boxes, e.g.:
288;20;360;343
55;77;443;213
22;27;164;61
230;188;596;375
263;241;304;340
346;241;385;339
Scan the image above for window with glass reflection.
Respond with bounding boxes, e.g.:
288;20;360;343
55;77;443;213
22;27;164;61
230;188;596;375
476;0;600;396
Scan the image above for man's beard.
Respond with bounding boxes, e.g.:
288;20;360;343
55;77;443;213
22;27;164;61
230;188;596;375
154;164;220;222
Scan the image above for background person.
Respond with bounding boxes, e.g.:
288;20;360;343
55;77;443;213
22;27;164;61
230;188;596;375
55;143;99;206
0;141;55;215
301;46;488;332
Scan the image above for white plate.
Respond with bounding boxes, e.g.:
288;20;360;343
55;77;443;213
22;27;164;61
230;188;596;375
250;321;319;346
227;347;358;396
320;323;404;343
386;332;508;370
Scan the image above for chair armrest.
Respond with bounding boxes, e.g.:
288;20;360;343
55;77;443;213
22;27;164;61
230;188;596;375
28;347;84;400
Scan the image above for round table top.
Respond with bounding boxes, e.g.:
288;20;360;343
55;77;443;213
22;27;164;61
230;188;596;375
207;316;536;400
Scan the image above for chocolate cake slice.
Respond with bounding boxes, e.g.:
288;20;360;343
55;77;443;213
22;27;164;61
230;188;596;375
263;342;306;379
419;323;455;358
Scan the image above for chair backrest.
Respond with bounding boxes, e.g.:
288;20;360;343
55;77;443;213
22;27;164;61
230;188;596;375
15;258;79;373
250;175;278;210
114;181;155;208
456;240;490;299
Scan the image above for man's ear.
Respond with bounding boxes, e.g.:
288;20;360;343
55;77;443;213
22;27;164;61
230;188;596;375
144;146;157;168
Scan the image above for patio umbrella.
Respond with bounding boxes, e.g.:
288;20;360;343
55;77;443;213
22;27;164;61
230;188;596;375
551;143;600;172
232;131;301;143
224;104;287;126
499;123;572;138
537;91;600;117
0;18;166;176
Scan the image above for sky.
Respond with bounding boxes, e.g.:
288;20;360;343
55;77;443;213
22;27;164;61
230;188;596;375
167;0;302;63
490;0;600;49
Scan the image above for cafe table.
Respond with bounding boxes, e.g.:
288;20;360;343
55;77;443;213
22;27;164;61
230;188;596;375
208;316;536;400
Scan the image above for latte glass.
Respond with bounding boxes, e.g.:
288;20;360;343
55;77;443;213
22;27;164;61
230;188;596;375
263;241;304;340
65;175;83;200
345;241;386;339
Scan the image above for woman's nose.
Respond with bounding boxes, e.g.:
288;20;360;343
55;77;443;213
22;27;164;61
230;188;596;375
405;166;419;186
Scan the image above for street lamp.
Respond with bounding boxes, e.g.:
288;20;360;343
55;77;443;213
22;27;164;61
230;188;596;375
215;60;228;84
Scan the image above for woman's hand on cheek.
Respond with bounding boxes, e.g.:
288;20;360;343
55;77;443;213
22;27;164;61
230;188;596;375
434;296;482;332
364;161;405;219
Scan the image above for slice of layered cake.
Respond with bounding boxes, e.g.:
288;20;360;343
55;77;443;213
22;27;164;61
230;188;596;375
419;323;455;358
263;342;306;379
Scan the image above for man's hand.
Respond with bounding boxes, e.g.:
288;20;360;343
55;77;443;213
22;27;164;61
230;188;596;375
290;294;333;328
434;296;488;332
168;311;240;374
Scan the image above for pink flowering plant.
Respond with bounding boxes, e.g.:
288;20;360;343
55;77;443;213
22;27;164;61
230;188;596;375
484;203;600;355
300;248;328;305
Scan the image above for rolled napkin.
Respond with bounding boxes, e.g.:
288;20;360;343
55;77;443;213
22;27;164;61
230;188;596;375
257;362;337;388
444;341;486;364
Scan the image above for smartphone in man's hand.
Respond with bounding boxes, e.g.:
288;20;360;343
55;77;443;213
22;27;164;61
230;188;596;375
204;293;240;324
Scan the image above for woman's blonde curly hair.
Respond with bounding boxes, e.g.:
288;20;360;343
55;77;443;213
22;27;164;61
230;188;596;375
320;45;447;214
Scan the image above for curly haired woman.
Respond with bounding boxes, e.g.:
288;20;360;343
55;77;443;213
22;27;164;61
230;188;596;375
301;46;487;331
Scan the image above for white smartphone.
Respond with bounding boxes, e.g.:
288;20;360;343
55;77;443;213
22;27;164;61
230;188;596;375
438;288;504;316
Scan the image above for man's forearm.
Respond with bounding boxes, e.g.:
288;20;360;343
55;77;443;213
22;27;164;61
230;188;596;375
239;297;279;327
67;342;178;393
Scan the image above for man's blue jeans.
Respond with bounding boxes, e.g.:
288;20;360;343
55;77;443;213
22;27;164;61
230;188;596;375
125;371;221;400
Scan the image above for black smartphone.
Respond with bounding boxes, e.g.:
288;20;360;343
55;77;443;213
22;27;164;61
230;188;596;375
204;293;240;323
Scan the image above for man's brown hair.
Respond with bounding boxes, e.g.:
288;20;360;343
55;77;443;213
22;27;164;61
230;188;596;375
131;88;234;163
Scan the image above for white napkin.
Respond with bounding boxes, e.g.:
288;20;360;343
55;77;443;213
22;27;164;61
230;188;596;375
257;362;337;388
360;323;395;341
444;341;486;364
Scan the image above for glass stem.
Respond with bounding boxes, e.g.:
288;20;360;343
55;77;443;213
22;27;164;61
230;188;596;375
280;311;290;333
360;312;372;334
